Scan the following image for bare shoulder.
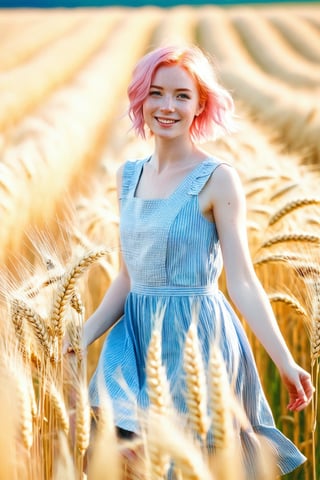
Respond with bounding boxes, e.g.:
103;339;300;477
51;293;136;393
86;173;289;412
206;162;243;197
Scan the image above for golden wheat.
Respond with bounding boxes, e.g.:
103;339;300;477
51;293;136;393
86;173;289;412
183;320;209;442
48;381;70;435
261;233;320;249
146;327;171;480
269;198;320;225
268;293;308;318
147;414;213;480
51;248;109;341
209;344;234;451
0;5;319;480
229;9;320;87
14;297;51;358
265;12;320;64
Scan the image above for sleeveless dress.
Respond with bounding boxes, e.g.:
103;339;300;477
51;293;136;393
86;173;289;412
89;156;306;476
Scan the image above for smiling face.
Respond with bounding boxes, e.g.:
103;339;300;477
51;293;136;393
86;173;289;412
142;65;203;141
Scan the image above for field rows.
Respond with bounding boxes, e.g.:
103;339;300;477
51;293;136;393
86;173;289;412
0;4;319;480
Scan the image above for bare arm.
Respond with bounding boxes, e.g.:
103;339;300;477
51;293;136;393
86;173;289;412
207;164;314;411
82;164;131;348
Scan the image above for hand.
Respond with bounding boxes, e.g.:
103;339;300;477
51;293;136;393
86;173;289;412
280;363;315;412
62;338;75;356
62;339;87;360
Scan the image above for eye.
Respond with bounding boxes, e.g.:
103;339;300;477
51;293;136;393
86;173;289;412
177;93;191;100
149;90;161;96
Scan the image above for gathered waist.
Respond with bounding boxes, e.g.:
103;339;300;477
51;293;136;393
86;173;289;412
130;283;218;297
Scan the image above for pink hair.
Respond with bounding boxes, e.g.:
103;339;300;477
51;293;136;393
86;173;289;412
127;45;235;143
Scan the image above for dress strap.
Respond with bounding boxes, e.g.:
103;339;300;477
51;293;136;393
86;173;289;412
120;158;148;199
188;158;231;196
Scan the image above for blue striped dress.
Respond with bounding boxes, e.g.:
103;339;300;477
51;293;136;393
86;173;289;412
89;156;306;476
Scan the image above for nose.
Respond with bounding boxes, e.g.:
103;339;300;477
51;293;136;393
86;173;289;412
160;95;174;112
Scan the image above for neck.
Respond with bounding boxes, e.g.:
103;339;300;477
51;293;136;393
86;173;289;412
151;137;197;172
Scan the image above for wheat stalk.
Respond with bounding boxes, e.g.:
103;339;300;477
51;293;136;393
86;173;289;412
147;413;213;480
88;394;122;480
2;357;34;451
53;432;76;480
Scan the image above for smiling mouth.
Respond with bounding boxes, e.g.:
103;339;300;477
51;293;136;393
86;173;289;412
155;117;179;125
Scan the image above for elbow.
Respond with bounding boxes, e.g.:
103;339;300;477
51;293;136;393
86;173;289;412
225;270;256;305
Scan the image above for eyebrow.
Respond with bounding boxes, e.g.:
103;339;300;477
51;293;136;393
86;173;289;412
150;84;192;92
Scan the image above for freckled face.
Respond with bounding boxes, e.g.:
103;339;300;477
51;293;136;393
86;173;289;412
142;65;202;140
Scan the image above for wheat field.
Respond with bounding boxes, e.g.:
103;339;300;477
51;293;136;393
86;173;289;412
0;3;319;480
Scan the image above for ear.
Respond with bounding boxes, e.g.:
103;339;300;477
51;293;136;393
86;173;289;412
196;103;205;117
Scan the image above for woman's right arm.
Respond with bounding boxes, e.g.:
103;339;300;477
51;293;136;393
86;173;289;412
81;261;130;348
82;163;130;349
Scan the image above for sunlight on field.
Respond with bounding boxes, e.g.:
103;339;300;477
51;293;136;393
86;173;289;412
0;4;319;479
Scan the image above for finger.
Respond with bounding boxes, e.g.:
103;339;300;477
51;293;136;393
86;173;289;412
301;376;315;398
288;400;304;412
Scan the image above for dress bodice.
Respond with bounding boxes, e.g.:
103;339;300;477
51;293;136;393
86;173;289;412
119;157;224;288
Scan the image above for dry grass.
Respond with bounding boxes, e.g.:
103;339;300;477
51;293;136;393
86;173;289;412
0;4;319;480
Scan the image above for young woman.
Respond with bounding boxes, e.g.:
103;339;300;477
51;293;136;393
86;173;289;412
77;45;314;475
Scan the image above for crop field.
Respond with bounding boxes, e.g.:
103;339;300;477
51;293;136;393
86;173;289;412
0;3;319;479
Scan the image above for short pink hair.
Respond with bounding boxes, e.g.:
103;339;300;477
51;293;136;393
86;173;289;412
127;44;235;143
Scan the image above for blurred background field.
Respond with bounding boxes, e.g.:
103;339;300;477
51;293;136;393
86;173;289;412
0;3;319;480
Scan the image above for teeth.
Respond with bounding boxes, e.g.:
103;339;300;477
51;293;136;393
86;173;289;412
157;118;176;124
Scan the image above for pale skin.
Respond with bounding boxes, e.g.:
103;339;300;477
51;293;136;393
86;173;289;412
65;64;314;413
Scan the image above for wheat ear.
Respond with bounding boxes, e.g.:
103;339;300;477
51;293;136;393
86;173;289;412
146;328;170;415
269;182;298;200
22;272;64;299
146;328;170;480
183;321;209;442
268;293;308;318
14;298;51;358
48;382;69;435
310;281;320;362
70;290;85;316
209;344;233;450
254;252;305;267
261;233;320;248
208;344;244;480
66;291;85;360
75;383;90;456
268;198;320;225
51;248;108;340
10;298;30;360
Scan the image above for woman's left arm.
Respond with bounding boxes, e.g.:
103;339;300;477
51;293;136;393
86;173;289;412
207;163;314;412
